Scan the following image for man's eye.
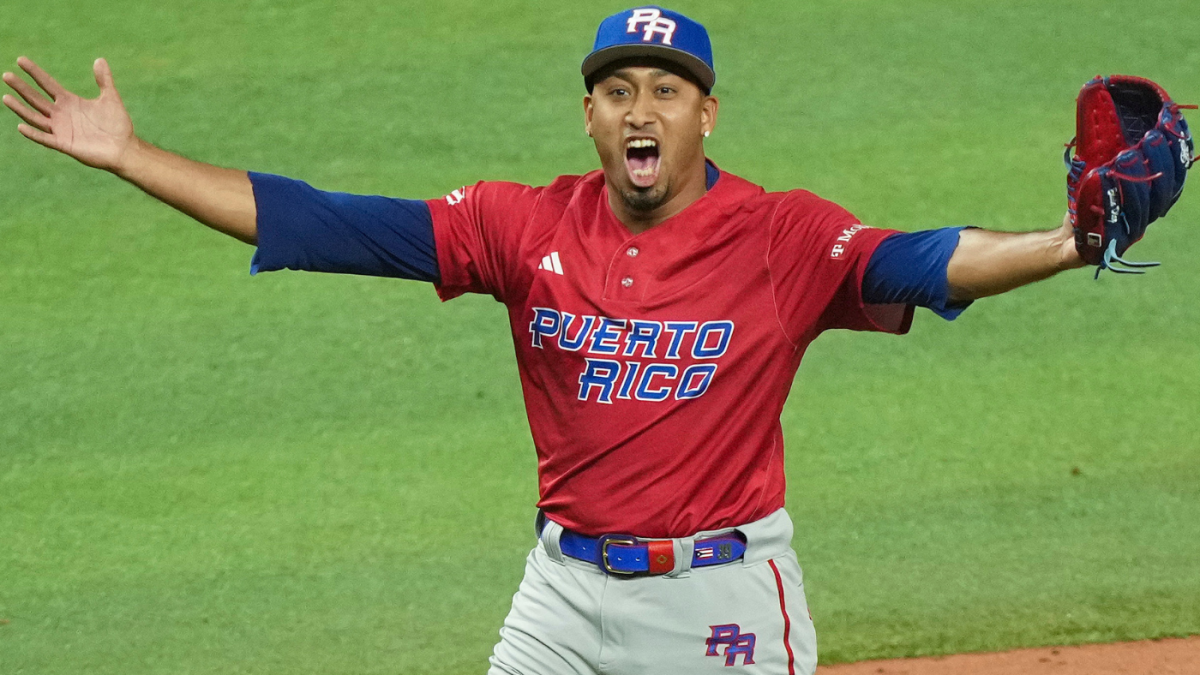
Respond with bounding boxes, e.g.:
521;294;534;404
657;86;675;95
609;88;628;96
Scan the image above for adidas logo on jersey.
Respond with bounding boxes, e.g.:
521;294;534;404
538;252;564;275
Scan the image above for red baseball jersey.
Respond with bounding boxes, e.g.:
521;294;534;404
427;166;911;538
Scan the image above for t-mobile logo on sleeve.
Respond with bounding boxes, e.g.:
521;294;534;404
528;308;733;403
831;223;869;259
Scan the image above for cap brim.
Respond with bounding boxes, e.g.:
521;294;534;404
581;44;715;91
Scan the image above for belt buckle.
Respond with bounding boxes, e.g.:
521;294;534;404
598;534;641;577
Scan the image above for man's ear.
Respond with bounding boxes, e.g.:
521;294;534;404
701;95;719;136
583;95;594;137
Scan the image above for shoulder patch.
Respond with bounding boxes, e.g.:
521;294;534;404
831;223;869;259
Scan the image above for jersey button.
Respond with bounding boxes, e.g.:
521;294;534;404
626;246;639;257
621;276;634;288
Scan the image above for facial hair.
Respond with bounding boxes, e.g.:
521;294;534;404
619;179;671;213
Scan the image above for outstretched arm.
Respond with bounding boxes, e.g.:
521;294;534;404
946;214;1086;302
3;57;256;244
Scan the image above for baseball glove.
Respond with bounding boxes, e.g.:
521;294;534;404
1066;75;1195;275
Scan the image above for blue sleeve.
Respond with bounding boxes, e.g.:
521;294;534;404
248;172;438;282
862;227;971;321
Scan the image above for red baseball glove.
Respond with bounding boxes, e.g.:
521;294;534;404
1066;75;1195;275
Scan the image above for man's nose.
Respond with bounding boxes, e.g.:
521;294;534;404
626;91;656;127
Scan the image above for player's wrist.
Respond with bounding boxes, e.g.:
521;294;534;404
1059;243;1086;270
110;136;149;180
1054;214;1086;270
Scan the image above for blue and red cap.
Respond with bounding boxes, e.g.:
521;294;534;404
582;7;715;93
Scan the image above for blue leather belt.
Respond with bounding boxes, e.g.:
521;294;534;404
539;513;747;577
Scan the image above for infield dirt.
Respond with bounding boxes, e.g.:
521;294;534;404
818;636;1200;674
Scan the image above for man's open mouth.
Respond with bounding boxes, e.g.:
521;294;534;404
625;137;661;188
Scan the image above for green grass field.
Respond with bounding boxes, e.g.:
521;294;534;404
2;1;1199;673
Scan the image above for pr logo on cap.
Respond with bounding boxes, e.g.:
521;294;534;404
581;6;716;93
626;8;677;45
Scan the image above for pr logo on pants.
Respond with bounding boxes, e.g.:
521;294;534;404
705;624;756;666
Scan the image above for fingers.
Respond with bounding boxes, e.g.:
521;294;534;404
16;122;62;152
93;58;116;94
2;71;54;115
17;56;66;100
2;93;52;132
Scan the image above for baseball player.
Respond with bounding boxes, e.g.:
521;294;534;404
3;6;1188;675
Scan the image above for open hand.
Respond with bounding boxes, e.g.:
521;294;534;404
3;57;134;171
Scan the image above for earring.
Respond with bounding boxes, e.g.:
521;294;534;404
703;131;710;138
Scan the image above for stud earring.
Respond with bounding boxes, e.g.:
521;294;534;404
703;131;710;138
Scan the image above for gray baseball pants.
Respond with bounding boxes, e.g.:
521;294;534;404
486;508;817;675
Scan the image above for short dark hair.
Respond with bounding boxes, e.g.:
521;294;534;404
585;56;711;96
